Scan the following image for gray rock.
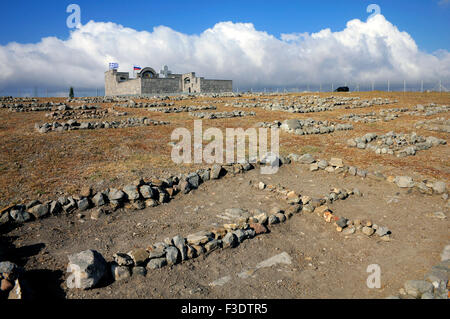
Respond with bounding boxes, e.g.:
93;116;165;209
148;247;166;259
49;200;63;215
173;235;187;261
113;253;134;267
186;173;201;189
179;180;193;194
233;229;246;243
375;226;390;237
123;184;140;200
57;196;69;206
147;257;167;270
204;239;221;252
318;160;328;169
186;231;214;245
10;208;31;223
110;263;131;281
275;212;286;223
211;164;223;179
26;199;41;210
268;214;280;225
348;166;357;176
395;176;414;188
0;261;22;281
299;153;315;164
222;232;238;248
92;192;106;206
362;226;375;236
77;198;90;211
432;181;447;194
244;229;256;239
198;169;211;181
336;217;348;228
356;169;367;178
28;204;49;219
165;246;180;265
108;188;125;201
67;249;107;289
329;158;343;168
424;268;448;288
404;280;434;298
139;185;154;199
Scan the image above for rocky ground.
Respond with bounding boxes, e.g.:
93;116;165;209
0;91;448;299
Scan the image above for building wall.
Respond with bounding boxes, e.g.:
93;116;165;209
105;70;141;96
105;68;232;95
182;72;201;93
141;78;181;94
200;79;233;93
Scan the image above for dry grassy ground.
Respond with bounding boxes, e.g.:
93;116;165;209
1;91;449;299
0;92;448;209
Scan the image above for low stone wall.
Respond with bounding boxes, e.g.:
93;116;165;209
415;117;450;133
257;118;353;135
406;104;449;116
189;111;255;119
35;117;169;133
117;100;175;108
347;132;447;157
148;105;216;113
45;108;127;120
338;108;409;123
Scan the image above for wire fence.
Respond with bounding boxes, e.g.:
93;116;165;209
0;80;448;97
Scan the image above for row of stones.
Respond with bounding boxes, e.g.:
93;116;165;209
338;109;408;123
148;105;217;113
291;153;448;198
254;178;391;239
66;158;396;291
346;131;447;157
386;245;449;299
406;104;449;116
63;157;385;289
2;102;72;112
249;97;395;114
34;117;169;133
118;100;175;108
0;160;260;227
45;108;127;120
189;110;256;119
257;118;353;135
414;117;450;133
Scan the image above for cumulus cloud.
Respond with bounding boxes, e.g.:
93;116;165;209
0;14;449;91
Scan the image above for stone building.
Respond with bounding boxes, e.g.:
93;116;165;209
105;66;232;96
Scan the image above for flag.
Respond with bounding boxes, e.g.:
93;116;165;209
109;62;119;70
133;65;142;71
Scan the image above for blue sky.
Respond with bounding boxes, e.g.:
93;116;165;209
1;0;449;53
0;0;449;93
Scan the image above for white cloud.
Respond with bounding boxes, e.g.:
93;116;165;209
0;14;449;91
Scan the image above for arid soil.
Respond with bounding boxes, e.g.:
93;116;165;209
0;91;449;299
